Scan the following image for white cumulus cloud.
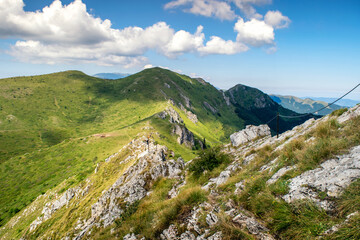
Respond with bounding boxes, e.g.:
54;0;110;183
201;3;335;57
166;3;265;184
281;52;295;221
199;36;248;55
234;17;274;46
264;10;291;29
162;26;205;57
0;0;290;67
0;0;250;66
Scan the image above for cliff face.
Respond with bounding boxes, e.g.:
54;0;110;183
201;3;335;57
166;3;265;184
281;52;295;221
1;105;359;239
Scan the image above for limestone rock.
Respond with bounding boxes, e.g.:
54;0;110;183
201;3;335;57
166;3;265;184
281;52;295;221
207;232;222;240
180;231;196;240
30;186;85;232
167;107;184;124
181;93;192;109
168;178;186;199
180;103;198;123
203;102;218;114
195;77;207;85
123;233;138;240
233;212;269;235
206;212;218;226
338;104;360;123
173;124;195;148
221;91;230;106
266;165;296;185
75;139;185;238
234;180;245;194
202;162;241;191
283;145;360;211
160;224;178;240
230;125;271;147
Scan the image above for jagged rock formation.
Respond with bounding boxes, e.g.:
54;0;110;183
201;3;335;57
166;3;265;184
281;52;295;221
338;104;360;123
158;107;199;148
74;139;185;238
172;125;195;148
158;107;184;124
180;103;198;123
230;124;271;147
30;185;90;231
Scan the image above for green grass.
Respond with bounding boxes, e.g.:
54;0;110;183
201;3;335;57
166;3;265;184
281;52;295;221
216;115;360;239
0;122;146;227
0;67;245;228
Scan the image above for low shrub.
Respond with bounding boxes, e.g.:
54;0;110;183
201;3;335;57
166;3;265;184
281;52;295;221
188;147;231;177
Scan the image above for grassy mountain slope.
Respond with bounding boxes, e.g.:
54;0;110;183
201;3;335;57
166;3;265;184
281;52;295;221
270;94;343;115
226;84;315;134
1;103;359;240
0;68;314;229
0;67;243;226
0;68;243;163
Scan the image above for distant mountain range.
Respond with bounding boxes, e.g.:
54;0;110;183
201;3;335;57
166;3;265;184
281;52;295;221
270;95;344;116
93;72;130;79
304;97;359;108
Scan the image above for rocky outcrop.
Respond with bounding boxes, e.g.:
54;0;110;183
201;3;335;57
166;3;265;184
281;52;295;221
195;77;207;85
232;212;274;239
160;224;178;240
30;184;90;232
159;107;184;124
338;104;360;123
266;165;297;185
74;139;185;238
172;124;195;148
283;145;360;211
230;125;271;147
160;223;222;240
180;103;198;123
221;91;230;106
202;162;241;191
206;212;218;226
203;101;218;114
180;93;192;109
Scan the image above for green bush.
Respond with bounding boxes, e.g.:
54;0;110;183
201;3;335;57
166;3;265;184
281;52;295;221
188;147;231;177
330;108;347;117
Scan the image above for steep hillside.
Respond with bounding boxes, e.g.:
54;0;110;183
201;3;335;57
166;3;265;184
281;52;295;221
225;84;315;134
1;102;359;240
0;67;241;226
0;68;242;163
0;68;314;231
270;94;343;115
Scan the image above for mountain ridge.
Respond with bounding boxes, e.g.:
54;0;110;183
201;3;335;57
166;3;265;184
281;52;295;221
1;101;359;240
270;94;344;116
0;67;313;230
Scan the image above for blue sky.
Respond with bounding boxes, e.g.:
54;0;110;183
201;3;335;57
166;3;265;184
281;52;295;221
0;0;359;100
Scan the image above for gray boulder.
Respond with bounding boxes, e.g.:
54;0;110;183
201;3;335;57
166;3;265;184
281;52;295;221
230;125;271;147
